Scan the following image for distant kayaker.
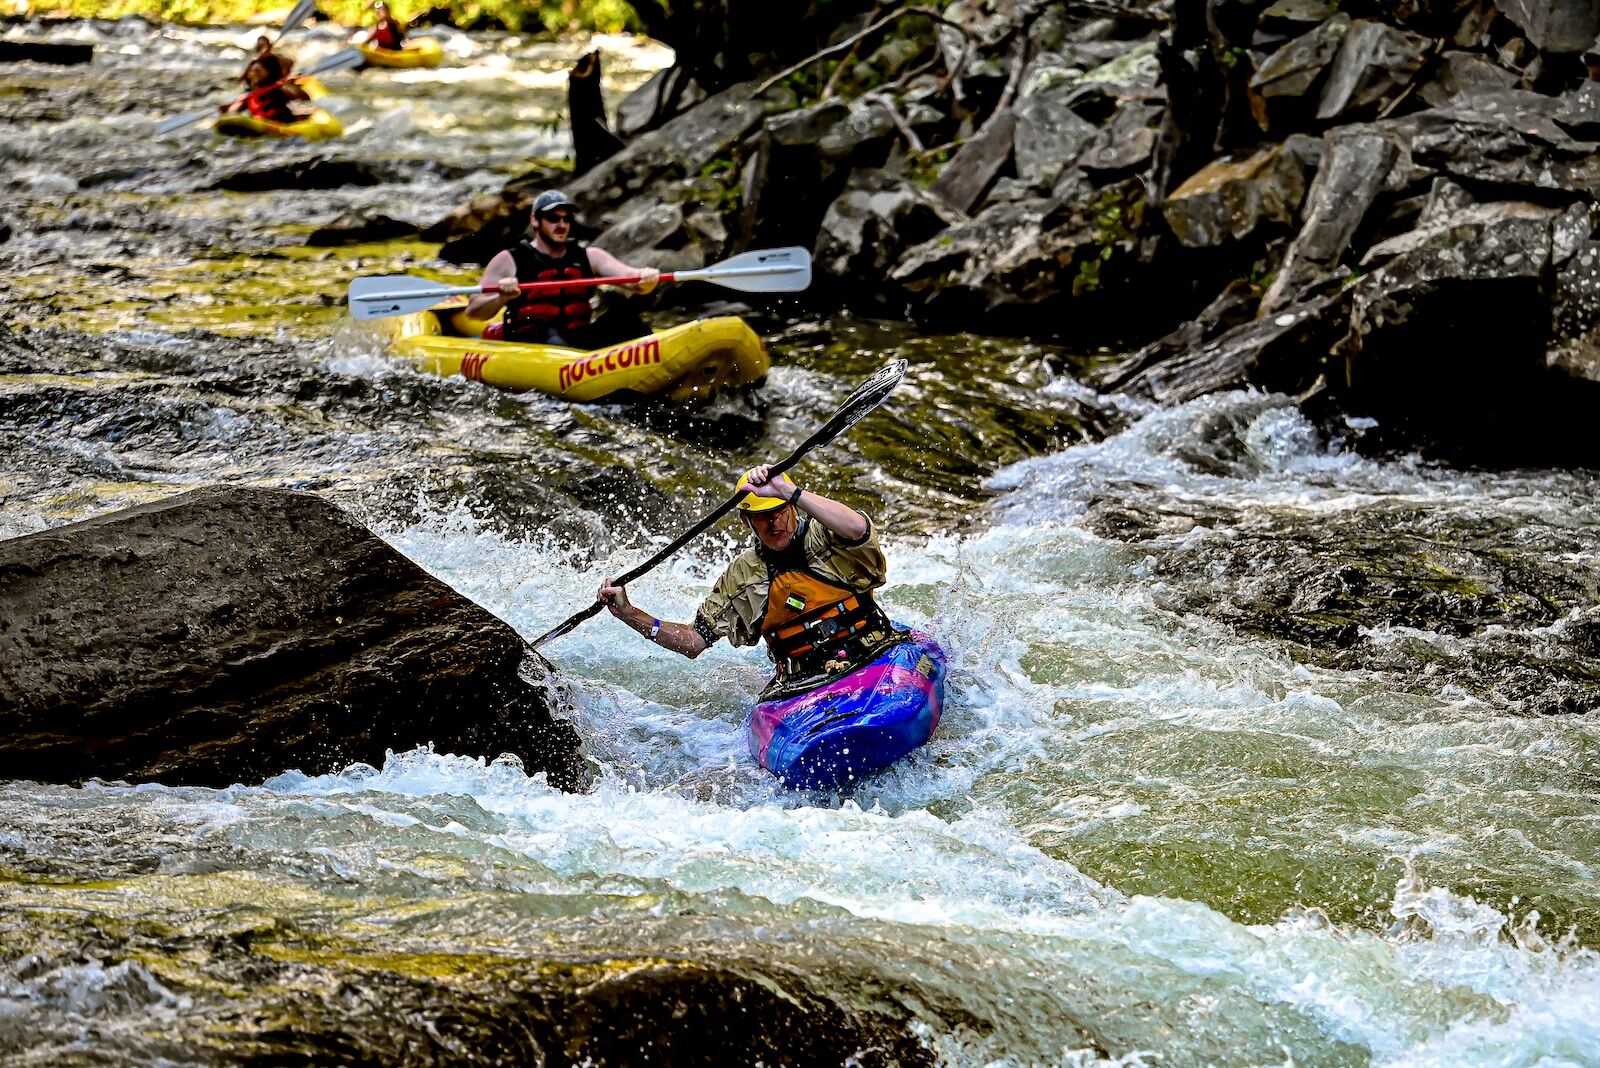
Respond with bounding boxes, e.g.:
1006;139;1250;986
242;34;292;84
223;45;308;124
467;189;662;349
596;465;901;686
367;0;407;50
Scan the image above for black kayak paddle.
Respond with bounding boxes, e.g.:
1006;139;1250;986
530;358;909;648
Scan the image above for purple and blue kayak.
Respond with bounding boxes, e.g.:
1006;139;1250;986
746;629;946;790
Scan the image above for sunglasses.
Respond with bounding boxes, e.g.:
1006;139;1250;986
746;508;791;526
542;213;574;224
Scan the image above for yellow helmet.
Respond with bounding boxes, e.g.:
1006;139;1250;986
735;467;790;513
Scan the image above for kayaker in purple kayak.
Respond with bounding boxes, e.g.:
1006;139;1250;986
595;464;902;685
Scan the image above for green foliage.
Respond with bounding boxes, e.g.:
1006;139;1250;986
1072;186;1146;297
688;155;741;215
905;145;951;189
25;0;639;33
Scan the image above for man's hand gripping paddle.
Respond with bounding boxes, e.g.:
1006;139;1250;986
530;359;909;649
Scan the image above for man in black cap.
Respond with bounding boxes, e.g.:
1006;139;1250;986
467;190;661;348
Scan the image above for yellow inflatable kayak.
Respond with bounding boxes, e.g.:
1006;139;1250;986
387;302;769;403
357;38;444;69
214;107;342;141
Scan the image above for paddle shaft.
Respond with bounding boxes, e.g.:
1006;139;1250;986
529;363;905;649
352;265;801;306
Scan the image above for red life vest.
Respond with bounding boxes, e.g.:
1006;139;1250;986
758;519;892;679
503;240;594;343
371;18;405;50
246;86;297;124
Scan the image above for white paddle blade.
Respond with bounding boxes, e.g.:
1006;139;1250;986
306;47;366;77
275;0;318;41
156;106;219;135
348;275;478;320
690;246;812;293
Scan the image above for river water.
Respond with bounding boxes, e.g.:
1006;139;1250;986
2;16;1597;1066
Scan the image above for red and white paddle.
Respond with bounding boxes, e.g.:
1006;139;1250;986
346;246;812;321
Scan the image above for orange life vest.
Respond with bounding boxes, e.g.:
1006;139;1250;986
759;519;890;677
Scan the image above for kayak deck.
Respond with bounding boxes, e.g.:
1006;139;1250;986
214;107;342;141
747;629;946;790
386;301;769;404
358;38;444;68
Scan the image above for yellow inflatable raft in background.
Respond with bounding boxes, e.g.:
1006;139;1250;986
357;38;444;68
214;107;343;141
386;301;769;404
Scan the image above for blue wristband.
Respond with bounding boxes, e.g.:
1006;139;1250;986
649;618;662;642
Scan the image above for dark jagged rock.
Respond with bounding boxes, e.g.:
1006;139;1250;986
1162;136;1321;249
1249;14;1350;130
1338;199;1600;461
565;83;765;233
739;95;899;254
615;66;707;141
1315;19;1432;121
1261;126;1398;313
815;169;965;290
1090;279;1262;392
1080;101;1164;178
894;178;1154;339
1383;89;1600;197
1492;0;1600;54
589;200;724;272
1417;51;1519;108
1554;79;1600;138
1551;237;1600;380
425;188;533;266
0;486;589;791
932;107;1016;213
305;209;421;246
1087;491;1600;714
0;39;93;65
1259;0;1335;38
1117;292;1345;404
207;156;392;193
1013;90;1100;189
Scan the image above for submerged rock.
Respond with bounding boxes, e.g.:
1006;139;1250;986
206;156;394;193
0;486;589;790
0;39;93;65
305;209;421;246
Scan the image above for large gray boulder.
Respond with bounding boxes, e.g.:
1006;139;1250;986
1162;136;1321;249
1382;89;1600;198
1315;19;1431;121
566;83;767;233
1492;0;1600;54
1337;198;1600;457
0;486;588;790
815;169;965;286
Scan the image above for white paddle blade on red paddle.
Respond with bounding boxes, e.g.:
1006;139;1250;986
275;0;318;41
675;246;812;293
347;275;482;320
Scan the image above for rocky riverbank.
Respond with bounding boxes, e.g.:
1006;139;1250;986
442;0;1600;462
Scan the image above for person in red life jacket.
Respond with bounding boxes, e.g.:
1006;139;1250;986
222;43;309;125
466;189;662;348
596;465;902;690
368;1;406;51
246;35;293;82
